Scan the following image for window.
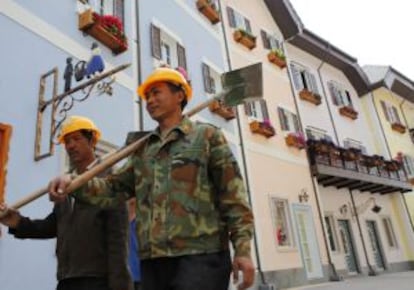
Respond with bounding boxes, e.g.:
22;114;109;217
402;155;414;177
81;0;124;23
0;123;12;203
226;6;252;33
380;101;402;124
271;197;294;247
244;99;269;121
277;107;299;132
305;127;332;141
151;24;187;69
290;63;320;95
343;138;367;154
201;63;221;94
261;30;281;50
328;81;353;107
324;215;339;252
382;217;398;248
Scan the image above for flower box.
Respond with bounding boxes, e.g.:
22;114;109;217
363;155;384;168
285;132;306;149
299;89;321;105
384;160;401;172
233;29;256;50
339;106;358;120
196;0;220;24
208;99;236;120
249;120;275;138
342;148;360;161
267;51;286;69
391;122;406;134
78;9;128;55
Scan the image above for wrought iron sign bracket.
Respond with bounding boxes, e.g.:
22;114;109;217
34;63;131;161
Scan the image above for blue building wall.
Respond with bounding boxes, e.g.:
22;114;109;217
139;0;237;134
0;1;136;289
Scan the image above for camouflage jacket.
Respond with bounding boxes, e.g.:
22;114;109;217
74;117;254;259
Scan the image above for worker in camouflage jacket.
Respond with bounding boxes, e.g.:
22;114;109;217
48;67;255;290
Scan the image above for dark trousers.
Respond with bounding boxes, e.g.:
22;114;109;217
141;250;232;290
57;277;110;290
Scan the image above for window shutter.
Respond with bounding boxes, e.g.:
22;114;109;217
244;102;252;116
290;64;303;90
328;82;339;106
202;63;212;93
226;6;236;27
306;72;319;94
392;106;401;123
260;100;269;120
343;140;350;148
244;18;252;34
150;24;161;60
293;114;300;132
113;0;124;24
345;91;353;107
177;43;187;70
261;30;270;49
380;101;390;121
277;107;286;130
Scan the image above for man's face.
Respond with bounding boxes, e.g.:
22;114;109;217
145;82;184;121
63;131;94;165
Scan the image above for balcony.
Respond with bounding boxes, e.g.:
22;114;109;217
208;99;236;120
78;10;128;55
233;29;256;50
307;139;411;194
196;0;220;24
249;120;275;138
299;89;321;105
339;105;358;120
391;122;406;134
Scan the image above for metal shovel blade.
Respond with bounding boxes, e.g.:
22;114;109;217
220;63;263;107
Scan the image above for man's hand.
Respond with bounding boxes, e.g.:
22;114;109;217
48;174;72;203
0;204;21;228
232;256;255;290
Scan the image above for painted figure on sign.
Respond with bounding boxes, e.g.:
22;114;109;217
86;42;105;78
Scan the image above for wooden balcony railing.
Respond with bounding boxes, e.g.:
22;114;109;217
307;139;411;194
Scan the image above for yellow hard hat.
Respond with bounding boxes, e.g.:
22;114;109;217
137;67;192;100
57;115;101;144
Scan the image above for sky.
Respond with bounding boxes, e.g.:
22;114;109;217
288;0;414;81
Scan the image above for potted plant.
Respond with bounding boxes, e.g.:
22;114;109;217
249;119;275;138
342;147;361;161
285;132;306;149
196;0;220;24
78;10;128;55
233;28;256;50
299;89;322;105
339;105;358;120
267;48;286;68
208;99;236;120
391;122;406;134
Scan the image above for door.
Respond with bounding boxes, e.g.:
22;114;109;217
292;204;323;279
366;220;385;270
337;219;358;274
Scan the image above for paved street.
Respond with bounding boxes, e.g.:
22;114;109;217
284;271;414;290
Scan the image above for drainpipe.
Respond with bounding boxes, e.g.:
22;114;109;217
135;0;143;130
216;0;266;285
284;40;340;281
349;189;377;276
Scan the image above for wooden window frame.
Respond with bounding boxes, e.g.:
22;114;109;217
0;123;12;203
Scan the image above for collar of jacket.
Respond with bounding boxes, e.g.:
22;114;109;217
150;116;194;139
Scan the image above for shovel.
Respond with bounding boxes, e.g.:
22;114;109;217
0;63;263;217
